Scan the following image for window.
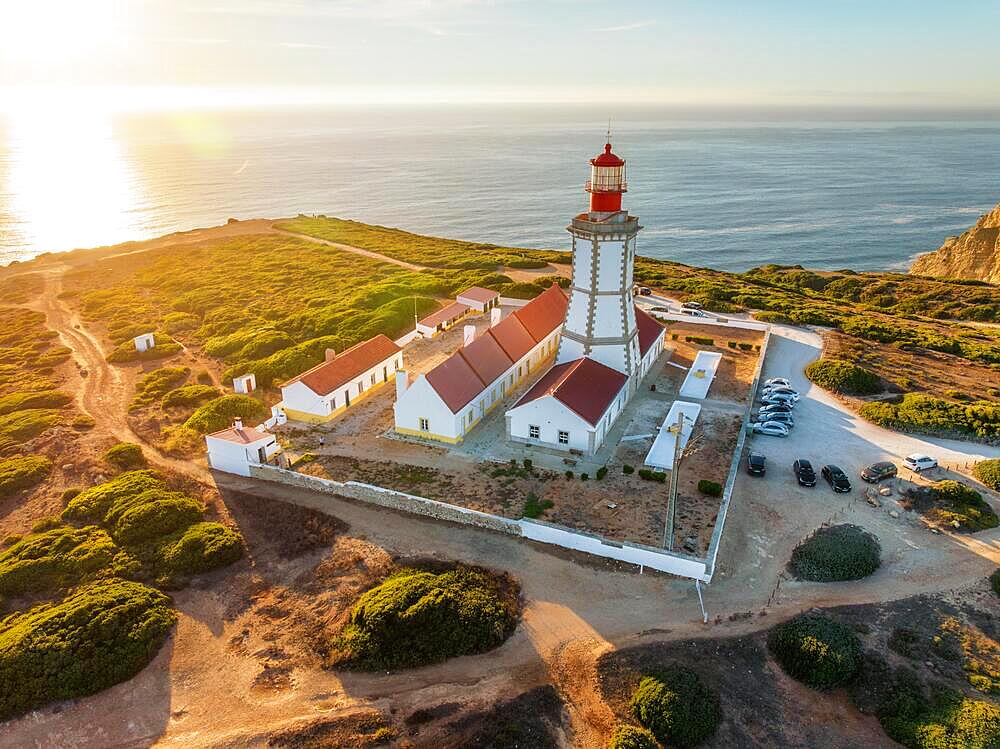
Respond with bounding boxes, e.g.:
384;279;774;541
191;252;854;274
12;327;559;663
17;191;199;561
529;424;540;439
558;430;569;445
370;373;377;386
419;417;429;431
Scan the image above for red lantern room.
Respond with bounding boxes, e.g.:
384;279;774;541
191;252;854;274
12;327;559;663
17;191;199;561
586;142;627;213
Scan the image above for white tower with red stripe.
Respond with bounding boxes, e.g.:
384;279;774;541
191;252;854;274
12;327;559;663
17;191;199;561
556;140;641;382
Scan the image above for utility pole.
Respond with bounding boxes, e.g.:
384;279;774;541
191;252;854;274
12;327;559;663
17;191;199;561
663;409;685;550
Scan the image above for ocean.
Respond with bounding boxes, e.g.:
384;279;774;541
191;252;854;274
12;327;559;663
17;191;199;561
1;105;998;272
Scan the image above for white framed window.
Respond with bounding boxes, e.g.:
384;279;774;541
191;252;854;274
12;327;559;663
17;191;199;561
370;373;376;386
529;424;540;439
419;417;429;431
558;430;569;445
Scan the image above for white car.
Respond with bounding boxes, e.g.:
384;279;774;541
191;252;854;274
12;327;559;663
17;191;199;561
761;386;800;401
755;411;794;427
761;393;797;407
903;454;938;473
680;308;709;318
764;377;792;388
752;421;791;437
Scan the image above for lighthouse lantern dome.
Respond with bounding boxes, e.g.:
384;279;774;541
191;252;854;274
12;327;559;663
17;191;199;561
586;142;627;213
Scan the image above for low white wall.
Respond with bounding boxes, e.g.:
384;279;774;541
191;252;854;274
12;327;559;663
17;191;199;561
648;310;769;332
678;351;723;399
498;296;530;307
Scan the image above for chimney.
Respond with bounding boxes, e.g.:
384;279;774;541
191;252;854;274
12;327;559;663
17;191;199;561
463;325;476;347
233;417;244;431
325;348;337;362
396;370;409;400
490;307;502;327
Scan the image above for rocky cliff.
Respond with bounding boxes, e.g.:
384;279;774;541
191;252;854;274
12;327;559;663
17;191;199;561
910;202;1000;283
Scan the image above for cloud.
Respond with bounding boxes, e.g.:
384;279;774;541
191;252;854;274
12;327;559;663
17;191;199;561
599;19;655;32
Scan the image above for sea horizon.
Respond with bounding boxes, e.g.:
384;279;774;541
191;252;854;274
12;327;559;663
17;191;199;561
2;104;998;274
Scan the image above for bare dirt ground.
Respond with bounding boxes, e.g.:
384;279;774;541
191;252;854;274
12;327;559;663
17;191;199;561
2;229;999;749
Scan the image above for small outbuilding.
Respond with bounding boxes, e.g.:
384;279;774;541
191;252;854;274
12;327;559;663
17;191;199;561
279;334;403;423
456;286;501;313
133;333;155;352
233;373;256;394
416;301;470;338
205;418;280;477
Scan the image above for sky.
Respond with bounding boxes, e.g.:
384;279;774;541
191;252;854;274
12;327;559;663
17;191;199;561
1;0;999;111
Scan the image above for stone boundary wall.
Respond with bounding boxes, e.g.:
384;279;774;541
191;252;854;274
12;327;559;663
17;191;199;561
703;328;772;579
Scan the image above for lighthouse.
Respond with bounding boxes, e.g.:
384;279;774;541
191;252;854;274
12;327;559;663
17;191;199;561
555;141;642;382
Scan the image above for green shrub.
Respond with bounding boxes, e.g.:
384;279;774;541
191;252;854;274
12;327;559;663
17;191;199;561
0;408;61;451
0;455;52;497
522;493;554;519
623;464;635;474
155;521;243;579
596;466;608;480
160;425;203;456
630;667;721;748
768;614;862;689
0;579;176;720
789;524;881;581
161;384;219;408
607;724;659;749
566;470;573;480
183;394;267;434
926;480;999;532
337;566;518;670
103;442;147;471
973;459;1000;491
684;336;714;346
0;389;71;415
522;458;532;470
990;569;1000;596
0;525;134;597
727;341;737;349
754;311;792;324
62;470;165;524
878;683;1000;749
111;495;204;547
107;334;182;363
581;473;590;481
162;311;199;334
697;479;722;497
639;469;667;483
859;394;1000;442
738;342;754;351
805;358;881;395
131;367;189;409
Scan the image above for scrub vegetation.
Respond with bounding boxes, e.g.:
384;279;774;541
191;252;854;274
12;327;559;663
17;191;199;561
183;394;269;433
910;480;1000;532
972;459;1000;491
767;614;862;690
629;667;721;748
333;564;520;670
103;442;147;471
804;358;882;395
789;524;881;582
0;455;52;497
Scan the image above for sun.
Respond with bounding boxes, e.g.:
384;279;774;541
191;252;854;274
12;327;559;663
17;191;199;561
0;0;117;65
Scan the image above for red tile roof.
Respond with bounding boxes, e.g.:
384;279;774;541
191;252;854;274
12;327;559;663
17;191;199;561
283;334;401;395
458;332;514;386
418;301;469;329
208;424;270;444
488;314;536;362
456;286;500;304
635;306;665;355
513;357;627;426
513;285;568;342
425;351;486;413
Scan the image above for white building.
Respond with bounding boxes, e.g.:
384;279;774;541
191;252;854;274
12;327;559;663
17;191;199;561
456;286;501;313
416;301;470;338
134;333;155;352
205;418;281;477
278;334;403;424
394;285;567;444
506;141;665;455
233;373;256;394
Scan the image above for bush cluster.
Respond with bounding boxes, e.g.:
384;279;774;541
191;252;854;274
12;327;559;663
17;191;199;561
130;367;189;409
0;408;61;454
789;524;881;581
0;389;71;415
804;358;881;395
0;455;52;497
767;614;862;689
973;459;1000;491
639;469;667;483
161;384;219;408
629;667;721;748
183;394;268;434
684;336;714;346
522;493;554;519
107;334;182;363
155;521;244;578
607;724;659;749
337;566;518;670
0;579;176;721
990;569;1000;597
926;480;999;532
697;479;722;497
859;394;1000;442
103;442;147;471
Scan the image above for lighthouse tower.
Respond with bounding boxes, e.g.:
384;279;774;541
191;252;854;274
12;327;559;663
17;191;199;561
555;141;642;383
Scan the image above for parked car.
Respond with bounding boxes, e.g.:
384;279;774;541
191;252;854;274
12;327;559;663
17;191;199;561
793;459;817;486
761;386;800;401
752;421;791;437
681;308;709;317
681;301;704;310
903;454;938;473
759;403;793;415
650;306;670;313
821;464;852;493
756;411;794;427
637;286;652;296
764;377;792;388
861;461;898;483
747;453;767;476
761;394;797;408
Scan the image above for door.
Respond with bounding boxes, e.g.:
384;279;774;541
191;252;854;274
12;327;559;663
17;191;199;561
344;390;350;407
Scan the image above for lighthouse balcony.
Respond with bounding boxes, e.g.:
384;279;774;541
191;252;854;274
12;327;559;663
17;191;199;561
569;211;640;237
585;179;628;193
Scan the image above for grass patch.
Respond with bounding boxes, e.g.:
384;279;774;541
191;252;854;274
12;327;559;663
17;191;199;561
789;524;881;581
805;358;882;395
522;492;553;519
860;394;1000;442
161;384;218;409
768;614;862;689
0;389;71;415
0;408;61;453
335;565;519;670
630;666;721;748
103;442;147;471
0;579;176;721
183;394;268;434
0;455;52;497
130;366;189;409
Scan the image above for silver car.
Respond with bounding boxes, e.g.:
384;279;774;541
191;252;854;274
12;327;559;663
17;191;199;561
752;421;791;437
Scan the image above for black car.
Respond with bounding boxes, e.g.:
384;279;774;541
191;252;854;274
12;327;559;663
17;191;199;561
861;461;897;483
747;453;766;476
793;459;816;487
821;464;852;493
